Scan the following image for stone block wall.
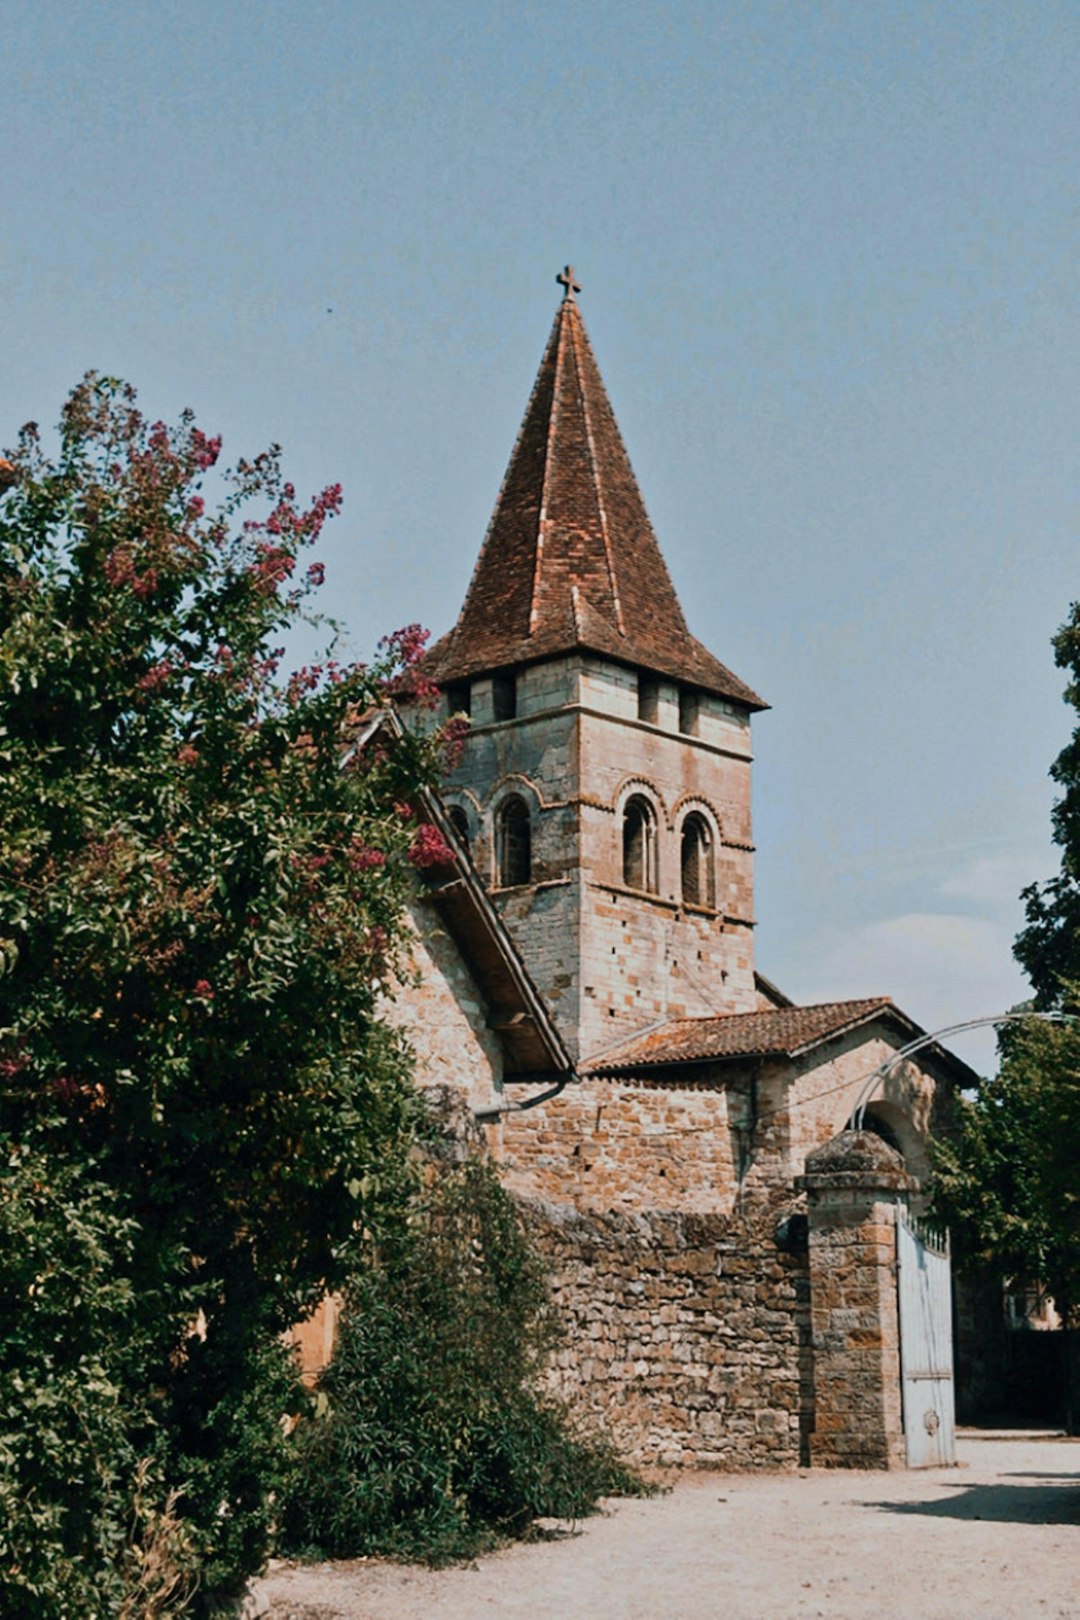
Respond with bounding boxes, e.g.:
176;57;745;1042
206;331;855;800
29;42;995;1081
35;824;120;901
524;1198;810;1469
379;890;505;1112
500;1076;743;1213
802;1131;912;1469
438;649;759;1055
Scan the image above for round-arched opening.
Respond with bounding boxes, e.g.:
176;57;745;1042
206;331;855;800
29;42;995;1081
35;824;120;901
680;812;715;908
447;804;470;853
622;795;658;893
859;1104;904;1158
497;795;531;887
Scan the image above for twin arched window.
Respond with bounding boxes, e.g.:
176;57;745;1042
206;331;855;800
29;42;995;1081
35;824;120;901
620;798;717;907
497;794;531;887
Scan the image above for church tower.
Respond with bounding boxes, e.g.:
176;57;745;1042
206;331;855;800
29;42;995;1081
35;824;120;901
424;269;767;1062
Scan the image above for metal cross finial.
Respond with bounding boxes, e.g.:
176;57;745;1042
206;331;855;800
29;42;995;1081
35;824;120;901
557;265;581;303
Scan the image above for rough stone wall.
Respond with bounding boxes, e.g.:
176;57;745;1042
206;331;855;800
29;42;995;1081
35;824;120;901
802;1133;912;1470
499;1027;946;1224
805;1196;905;1467
525;1198;809;1469
441;662;586;1054
378;889;505;1113
499;1075;744;1214
576;656;757;1050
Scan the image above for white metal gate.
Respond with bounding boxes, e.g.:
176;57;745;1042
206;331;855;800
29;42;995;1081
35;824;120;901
897;1210;956;1467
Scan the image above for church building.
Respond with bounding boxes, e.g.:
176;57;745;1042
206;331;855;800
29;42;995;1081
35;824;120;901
402;269;975;1469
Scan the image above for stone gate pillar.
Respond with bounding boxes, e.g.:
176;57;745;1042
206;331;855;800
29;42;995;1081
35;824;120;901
800;1129;915;1469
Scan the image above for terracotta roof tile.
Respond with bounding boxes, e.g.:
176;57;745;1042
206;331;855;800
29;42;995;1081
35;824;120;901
583;999;896;1072
425;287;766;710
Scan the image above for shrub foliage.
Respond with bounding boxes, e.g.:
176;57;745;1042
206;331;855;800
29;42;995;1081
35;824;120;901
0;378;448;1612
282;1151;643;1565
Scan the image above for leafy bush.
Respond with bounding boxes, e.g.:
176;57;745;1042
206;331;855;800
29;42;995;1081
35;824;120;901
0;1149;147;1617
282;1153;643;1565
0;377;452;1610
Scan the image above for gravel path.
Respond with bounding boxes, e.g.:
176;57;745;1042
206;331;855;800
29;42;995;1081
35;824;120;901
247;1432;1079;1620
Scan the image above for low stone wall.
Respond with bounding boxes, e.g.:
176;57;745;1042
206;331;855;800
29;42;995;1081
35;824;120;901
523;1197;810;1469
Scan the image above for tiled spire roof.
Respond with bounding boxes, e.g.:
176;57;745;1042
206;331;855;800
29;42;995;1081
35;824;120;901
424;272;766;710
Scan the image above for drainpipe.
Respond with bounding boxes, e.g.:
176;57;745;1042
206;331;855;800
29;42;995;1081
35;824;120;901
472;1072;576;1123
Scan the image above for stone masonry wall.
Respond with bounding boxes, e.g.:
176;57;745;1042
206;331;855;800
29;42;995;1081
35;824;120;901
525;1198;810;1469
500;1076;744;1214
439;652;758;1058
378;889;504;1113
802;1133;912;1470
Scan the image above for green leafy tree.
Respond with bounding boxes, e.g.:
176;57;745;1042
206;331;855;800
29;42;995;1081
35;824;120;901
936;601;1080;1427
934;1016;1080;1328
1015;599;1080;1005
0;376;451;1612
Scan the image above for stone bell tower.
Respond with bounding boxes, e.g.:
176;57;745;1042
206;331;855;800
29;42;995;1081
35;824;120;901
423;269;767;1062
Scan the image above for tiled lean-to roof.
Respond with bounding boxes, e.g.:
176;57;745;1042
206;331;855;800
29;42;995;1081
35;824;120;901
424;270;767;710
583;999;899;1073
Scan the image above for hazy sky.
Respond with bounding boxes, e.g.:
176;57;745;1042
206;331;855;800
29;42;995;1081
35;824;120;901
5;0;1078;1070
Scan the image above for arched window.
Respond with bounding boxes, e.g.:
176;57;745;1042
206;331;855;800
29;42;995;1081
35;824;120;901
681;813;715;908
622;795;657;893
447;804;470;853
497;795;531;887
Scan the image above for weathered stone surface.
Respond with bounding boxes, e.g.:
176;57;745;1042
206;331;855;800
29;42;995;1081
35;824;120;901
524;1196;809;1471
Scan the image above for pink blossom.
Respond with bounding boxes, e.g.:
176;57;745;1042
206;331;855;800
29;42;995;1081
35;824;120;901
307;561;325;587
407;823;454;870
138;660;172;692
348;842;386;872
300;483;343;542
103;546;136;587
192;980;214;1000
191;430;222;471
250;541;294;594
380;623;430;669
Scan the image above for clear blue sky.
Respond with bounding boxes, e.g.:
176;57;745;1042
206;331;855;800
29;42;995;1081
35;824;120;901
5;0;1078;1069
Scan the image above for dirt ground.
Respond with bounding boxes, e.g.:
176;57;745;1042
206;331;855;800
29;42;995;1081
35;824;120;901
247;1431;1079;1620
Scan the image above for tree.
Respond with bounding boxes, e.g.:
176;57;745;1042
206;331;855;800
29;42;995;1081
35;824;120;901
934;1016;1080;1328
1015;599;1080;1006
0;376;450;1612
935;600;1080;1429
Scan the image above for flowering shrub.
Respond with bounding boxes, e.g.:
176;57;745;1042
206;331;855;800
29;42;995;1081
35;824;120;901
0;375;450;1612
408;822;455;870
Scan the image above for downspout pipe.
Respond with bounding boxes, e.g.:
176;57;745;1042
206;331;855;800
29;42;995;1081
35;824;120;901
473;1073;576;1124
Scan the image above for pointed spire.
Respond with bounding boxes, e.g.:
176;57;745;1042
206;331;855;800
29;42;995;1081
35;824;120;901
426;271;765;710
